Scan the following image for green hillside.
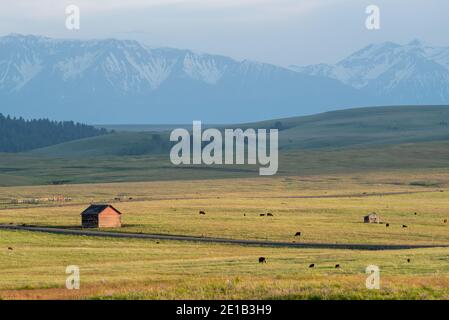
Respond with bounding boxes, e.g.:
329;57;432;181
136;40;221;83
2;139;449;186
31;105;449;157
243;105;449;150
30;132;171;157
0;105;445;187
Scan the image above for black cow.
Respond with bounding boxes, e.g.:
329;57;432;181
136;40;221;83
199;211;206;215
309;263;315;268
402;225;408;228
7;247;13;250
335;264;340;268
295;232;301;237
259;257;267;263
267;213;273;217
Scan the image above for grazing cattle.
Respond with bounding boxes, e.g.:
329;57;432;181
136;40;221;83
295;232;301;237
244;214;246;217
335;264;340;268
259;257;267;263
267;213;274;217
414;212;417;215
407;258;411;263
402;225;408;228
260;214;265;217
309;263;315;268
444;219;447;224
199;211;206;215
386;223;390;227
7;247;13;250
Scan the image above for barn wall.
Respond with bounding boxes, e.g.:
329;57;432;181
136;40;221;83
82;214;98;228
98;207;121;228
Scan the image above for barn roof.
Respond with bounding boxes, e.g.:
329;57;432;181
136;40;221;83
81;204;122;216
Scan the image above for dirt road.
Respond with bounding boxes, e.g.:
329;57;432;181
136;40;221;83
1;224;447;251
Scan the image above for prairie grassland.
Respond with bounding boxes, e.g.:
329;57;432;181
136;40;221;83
3;137;449;187
1;170;449;299
1;229;449;300
1;171;449;245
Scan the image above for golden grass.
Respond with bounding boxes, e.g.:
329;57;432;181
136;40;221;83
1;171;449;245
2;170;449;299
1;229;449;299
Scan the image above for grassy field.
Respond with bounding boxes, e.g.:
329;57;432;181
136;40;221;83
1;172;449;245
1;170;449;299
3;139;449;187
1;105;449;188
2;106;449;299
2;229;449;300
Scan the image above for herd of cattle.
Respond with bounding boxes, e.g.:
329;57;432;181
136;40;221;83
196;210;425;267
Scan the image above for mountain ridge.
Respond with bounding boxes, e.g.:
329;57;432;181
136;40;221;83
1;34;448;123
0;34;361;123
290;40;449;104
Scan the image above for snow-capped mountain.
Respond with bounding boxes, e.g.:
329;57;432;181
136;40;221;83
291;40;449;104
0;34;361;123
0;34;229;93
0;34;447;123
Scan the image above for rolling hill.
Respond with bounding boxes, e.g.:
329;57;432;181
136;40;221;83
0;105;444;186
30;131;170;157
29;105;449;157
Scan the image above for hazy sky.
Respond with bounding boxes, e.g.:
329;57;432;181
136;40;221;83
0;0;448;66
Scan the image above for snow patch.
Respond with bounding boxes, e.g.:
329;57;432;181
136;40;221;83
11;57;43;90
183;53;226;84
55;52;98;81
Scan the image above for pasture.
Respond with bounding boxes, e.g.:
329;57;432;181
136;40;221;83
2;229;449;300
1;169;449;299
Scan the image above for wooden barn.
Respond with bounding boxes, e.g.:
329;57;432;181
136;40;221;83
364;212;380;224
81;204;122;228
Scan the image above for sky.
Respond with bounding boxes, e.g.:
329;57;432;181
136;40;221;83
0;0;448;66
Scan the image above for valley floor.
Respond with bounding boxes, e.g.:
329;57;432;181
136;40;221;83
1;170;449;299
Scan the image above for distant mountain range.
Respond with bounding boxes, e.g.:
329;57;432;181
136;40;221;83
0;34;448;123
291;40;449;105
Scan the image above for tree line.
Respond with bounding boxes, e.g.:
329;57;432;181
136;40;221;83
0;113;108;152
